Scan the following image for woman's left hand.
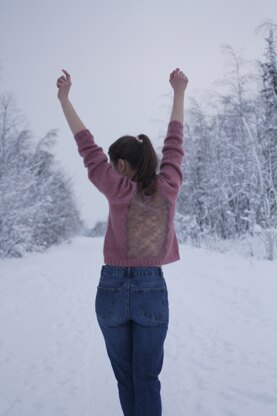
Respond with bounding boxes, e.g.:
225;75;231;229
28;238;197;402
56;69;71;101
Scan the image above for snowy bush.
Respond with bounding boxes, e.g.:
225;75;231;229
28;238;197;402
174;211;202;245
84;220;107;237
260;227;277;261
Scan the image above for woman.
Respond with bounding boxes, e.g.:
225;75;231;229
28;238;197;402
56;67;188;416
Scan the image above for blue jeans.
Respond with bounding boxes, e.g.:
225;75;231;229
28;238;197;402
95;265;169;416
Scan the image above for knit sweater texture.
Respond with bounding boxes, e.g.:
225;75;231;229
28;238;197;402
74;120;184;267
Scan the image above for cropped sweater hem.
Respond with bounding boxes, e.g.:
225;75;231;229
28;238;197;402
104;253;180;267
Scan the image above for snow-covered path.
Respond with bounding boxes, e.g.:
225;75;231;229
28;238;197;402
0;236;277;416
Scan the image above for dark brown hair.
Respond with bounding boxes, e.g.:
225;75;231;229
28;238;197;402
108;134;159;196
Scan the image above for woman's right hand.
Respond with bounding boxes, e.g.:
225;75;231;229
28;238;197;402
169;68;188;93
57;69;72;102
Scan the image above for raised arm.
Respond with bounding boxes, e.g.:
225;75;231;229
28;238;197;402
158;68;189;199
169;68;188;123
56;68;134;202
57;69;87;135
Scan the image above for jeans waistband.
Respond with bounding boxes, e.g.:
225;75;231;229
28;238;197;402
101;265;163;277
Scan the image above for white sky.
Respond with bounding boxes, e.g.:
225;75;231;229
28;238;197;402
1;0;276;227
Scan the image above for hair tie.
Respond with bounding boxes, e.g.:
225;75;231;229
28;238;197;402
135;135;143;143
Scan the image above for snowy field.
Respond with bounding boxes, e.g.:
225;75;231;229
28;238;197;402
0;236;277;416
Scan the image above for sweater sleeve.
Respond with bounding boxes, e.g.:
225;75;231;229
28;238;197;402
74;129;133;201
158;120;184;199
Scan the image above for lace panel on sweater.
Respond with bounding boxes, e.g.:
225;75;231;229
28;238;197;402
126;190;169;259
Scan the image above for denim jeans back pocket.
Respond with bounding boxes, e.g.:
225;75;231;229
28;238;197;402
136;286;169;324
95;286;120;320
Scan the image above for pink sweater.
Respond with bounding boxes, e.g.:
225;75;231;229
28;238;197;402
74;120;184;267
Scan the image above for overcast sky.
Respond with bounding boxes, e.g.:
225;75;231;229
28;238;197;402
1;0;276;227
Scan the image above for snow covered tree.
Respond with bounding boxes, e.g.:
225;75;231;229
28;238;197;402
0;92;84;258
176;46;258;243
255;20;277;259
175;32;277;260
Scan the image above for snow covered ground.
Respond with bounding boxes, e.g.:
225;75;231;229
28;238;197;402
0;236;277;416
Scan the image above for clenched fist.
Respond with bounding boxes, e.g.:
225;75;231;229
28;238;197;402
56;69;72;102
169;68;188;93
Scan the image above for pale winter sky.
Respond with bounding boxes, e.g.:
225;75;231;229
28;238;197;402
0;0;276;227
